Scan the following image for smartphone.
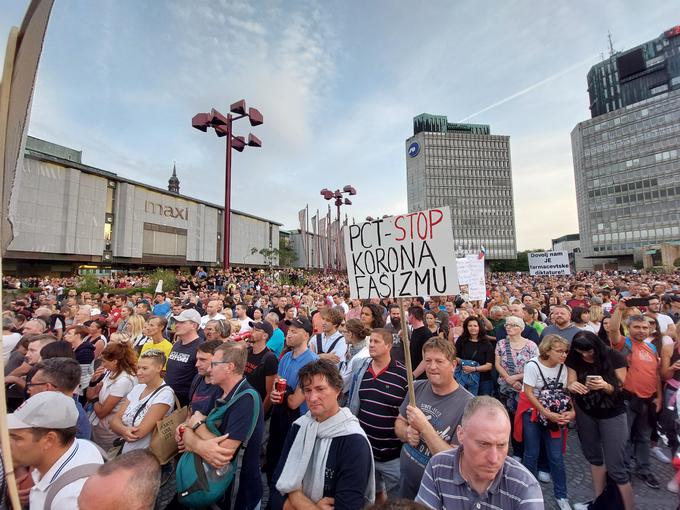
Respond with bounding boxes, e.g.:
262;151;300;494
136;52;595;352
586;375;603;383
625;297;649;307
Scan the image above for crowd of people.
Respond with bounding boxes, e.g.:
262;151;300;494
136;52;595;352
2;266;680;510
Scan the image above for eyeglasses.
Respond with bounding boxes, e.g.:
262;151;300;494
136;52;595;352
505;324;522;328
26;381;50;389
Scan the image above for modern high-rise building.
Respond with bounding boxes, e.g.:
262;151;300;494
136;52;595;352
572;26;680;264
405;113;517;260
588;25;680;118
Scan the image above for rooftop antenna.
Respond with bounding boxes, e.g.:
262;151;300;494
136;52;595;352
607;31;615;57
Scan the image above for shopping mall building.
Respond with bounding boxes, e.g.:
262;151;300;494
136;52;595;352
2;137;281;275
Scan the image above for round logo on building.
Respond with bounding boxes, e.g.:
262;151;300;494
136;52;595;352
408;142;420;158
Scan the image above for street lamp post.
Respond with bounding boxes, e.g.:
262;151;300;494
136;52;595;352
192;100;262;270
320;185;356;271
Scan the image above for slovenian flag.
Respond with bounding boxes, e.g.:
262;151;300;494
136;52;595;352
478;245;487;260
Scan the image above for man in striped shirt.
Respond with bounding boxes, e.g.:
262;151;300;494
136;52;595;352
416;396;544;510
348;328;408;502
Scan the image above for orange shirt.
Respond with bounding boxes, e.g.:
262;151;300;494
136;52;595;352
617;339;659;398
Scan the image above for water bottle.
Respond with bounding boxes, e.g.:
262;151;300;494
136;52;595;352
203;461;229;481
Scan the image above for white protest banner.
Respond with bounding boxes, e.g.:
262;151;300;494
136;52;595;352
456;255;486;301
528;251;571;276
345;207;458;299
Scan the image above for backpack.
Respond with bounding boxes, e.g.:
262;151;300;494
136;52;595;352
175;385;260;508
315;333;344;355
527;360;571;430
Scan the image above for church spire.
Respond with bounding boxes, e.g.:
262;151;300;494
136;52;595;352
168;162;180;194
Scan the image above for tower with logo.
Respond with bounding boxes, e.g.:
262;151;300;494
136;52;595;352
405;113;517;260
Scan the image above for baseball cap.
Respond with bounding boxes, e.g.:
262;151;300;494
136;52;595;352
8;392;78;430
284;317;313;335
249;321;273;340
173;308;202;324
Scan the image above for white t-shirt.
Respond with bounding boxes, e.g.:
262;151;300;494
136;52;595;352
121;383;175;453
238;318;252;333
522;357;568;397
30;439;104;510
309;331;347;364
200;313;227;329
2;332;21;363
91;371;136;426
656;314;674;334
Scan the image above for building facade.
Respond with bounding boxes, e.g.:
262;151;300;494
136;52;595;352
405;113;517;260
588;25;680;118
572;82;680;264
3;137;281;274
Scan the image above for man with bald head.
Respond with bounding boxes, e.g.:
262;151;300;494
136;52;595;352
78;450;160;510
416;396;543;509
199;299;226;329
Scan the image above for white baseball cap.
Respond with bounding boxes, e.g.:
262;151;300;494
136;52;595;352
7;392;78;430
172;308;202;324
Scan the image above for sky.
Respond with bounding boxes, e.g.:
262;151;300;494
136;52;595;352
1;1;677;251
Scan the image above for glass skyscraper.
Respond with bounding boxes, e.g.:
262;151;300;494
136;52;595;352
405;114;517;260
572;26;680;263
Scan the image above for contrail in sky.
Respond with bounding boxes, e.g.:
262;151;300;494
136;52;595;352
458;53;600;122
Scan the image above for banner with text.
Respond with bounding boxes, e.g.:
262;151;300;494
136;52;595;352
345;207;458;299
528;251;571;276
456;255;486;302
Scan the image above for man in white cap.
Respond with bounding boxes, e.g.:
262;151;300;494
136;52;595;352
166;308;203;406
8;392;104;509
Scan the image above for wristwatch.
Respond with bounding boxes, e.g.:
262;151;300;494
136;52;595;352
191;420;205;431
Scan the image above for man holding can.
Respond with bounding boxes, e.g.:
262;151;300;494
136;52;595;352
265;317;318;483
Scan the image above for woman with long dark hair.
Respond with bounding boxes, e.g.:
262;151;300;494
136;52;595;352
566;331;633;510
454;316;495;395
360;303;385;330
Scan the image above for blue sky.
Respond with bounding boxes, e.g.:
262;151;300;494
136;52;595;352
1;1;676;250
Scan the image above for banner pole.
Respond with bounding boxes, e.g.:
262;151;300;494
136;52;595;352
398;298;416;407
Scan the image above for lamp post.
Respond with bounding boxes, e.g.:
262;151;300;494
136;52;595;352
192;101;262;270
320;185;356;271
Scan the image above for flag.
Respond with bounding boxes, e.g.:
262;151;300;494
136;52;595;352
479;244;487;260
298;207;307;267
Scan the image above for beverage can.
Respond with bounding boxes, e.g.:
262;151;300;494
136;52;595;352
275;378;287;393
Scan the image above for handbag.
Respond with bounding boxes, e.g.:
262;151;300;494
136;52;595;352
176;385;260;508
498;339;520;413
528;360;571;429
149;394;188;465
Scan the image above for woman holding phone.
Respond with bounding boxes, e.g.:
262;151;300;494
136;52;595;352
566;331;633;510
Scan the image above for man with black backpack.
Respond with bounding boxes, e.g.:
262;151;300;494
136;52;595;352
308;308;346;366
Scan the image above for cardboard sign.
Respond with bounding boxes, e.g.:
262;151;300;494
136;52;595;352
528;251;571;276
345;207;458;299
456;255;486;301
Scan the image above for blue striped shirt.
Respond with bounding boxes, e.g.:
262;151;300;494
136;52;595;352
416;446;544;510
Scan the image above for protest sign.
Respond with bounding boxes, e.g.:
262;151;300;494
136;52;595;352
344;207;458;299
456;255;486;301
528;251;571;276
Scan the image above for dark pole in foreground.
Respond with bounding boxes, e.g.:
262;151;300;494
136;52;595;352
192;101;262;269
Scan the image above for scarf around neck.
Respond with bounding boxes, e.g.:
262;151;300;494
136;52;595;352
275;407;375;504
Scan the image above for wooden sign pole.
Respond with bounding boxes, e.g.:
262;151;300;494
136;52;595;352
398;298;416;407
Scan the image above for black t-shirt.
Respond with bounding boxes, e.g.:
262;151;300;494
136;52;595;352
244;347;279;402
454;338;495;382
270;423;372;510
216;379;264;510
165;337;202;406
565;349;627;419
410;326;434;380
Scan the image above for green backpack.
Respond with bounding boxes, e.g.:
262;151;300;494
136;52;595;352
176;386;260;508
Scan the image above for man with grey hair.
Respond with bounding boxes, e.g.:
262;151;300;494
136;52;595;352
77;450;160;510
416;396;543;509
22;318;47;336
